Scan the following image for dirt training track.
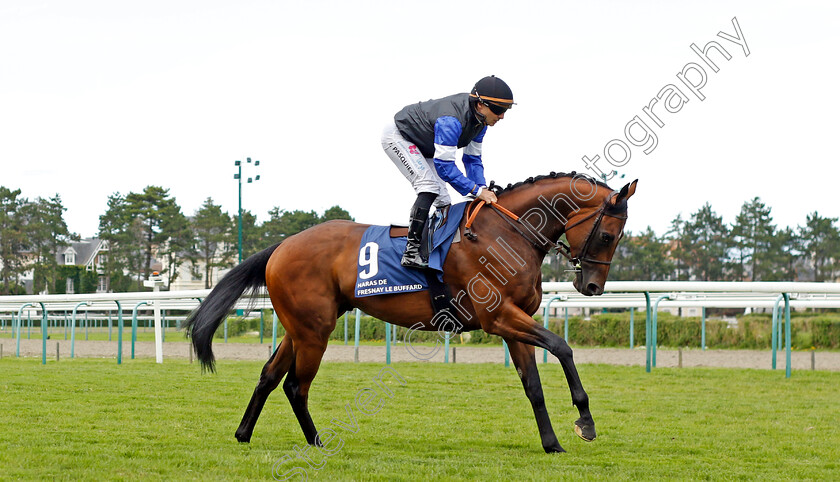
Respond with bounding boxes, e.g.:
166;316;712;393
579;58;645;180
6;338;839;371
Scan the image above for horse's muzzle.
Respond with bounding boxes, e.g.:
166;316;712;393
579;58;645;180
573;275;604;296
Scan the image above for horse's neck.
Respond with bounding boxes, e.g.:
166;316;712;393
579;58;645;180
499;178;607;243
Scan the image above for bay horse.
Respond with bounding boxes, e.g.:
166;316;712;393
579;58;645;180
186;172;637;453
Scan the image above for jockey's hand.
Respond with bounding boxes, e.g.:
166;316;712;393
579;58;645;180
477;188;497;204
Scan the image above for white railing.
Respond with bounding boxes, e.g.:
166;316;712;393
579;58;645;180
1;281;836;377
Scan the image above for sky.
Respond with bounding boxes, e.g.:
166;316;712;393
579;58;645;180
2;0;838;240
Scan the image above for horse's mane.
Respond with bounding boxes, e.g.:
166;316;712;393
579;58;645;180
488;171;627;213
488;171;612;195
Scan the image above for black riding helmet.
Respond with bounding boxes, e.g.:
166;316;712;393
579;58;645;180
470;75;515;115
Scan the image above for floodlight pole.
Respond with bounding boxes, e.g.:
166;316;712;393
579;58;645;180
234;157;261;264
237;160;242;264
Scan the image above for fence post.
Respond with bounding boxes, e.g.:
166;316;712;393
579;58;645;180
444;332;450;363
354;309;360;363
71;301;91;359
131;301;150;360
272;311;278;354
503;339;510;367
644;293;652;373
141;274;165;364
771;294;784;370
784;293;792;379
39;303;48;365
115;301;123;365
543;303;550;364
629;308;634;349
701;306;706;350
385;321;391;365
17;304;36;358
650;294;672;368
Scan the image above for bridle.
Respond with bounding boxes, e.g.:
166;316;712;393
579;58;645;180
555;196;627;272
464;193;627;273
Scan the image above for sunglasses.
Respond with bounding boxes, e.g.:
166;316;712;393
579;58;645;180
474;91;512;116
484;102;509;116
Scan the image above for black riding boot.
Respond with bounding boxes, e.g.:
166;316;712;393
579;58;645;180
401;192;437;269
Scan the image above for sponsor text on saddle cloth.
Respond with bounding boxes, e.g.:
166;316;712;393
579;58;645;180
354;202;468;297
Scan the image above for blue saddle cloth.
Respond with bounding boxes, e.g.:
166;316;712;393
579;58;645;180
354;202;467;298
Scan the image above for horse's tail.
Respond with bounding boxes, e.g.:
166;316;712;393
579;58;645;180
185;243;280;372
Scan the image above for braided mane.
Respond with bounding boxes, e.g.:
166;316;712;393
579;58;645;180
488;171;611;195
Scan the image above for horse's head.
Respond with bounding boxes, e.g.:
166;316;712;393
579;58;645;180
562;179;637;296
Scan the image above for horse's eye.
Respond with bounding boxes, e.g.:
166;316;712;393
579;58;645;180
600;233;614;243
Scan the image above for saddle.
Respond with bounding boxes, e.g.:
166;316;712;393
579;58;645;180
389;205;464;328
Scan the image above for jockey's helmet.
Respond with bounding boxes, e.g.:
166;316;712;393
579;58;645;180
470;75;515;115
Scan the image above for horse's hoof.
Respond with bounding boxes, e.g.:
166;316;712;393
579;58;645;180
574;419;596;442
235;432;251;443
544;444;566;454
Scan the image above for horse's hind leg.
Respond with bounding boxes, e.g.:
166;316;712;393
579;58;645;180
283;340;329;446
235;337;294;443
505;339;564;453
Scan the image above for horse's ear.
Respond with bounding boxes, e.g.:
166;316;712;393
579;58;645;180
612;179;638;205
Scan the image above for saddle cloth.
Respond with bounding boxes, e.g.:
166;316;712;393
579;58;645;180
354;202;467;298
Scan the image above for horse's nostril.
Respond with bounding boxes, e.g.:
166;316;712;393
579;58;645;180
587;283;602;295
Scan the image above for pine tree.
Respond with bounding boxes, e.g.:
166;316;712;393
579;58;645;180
730;197;775;281
192;198;234;288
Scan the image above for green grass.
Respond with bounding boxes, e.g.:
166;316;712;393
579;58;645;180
0;358;838;481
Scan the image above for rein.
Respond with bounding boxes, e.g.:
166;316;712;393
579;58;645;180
465;200;553;255
463;196;627;271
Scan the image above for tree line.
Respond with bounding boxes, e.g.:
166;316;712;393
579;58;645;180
4;185;838;293
0;185;353;294
543;197;840;282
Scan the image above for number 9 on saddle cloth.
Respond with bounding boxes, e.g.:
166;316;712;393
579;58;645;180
354;203;468;325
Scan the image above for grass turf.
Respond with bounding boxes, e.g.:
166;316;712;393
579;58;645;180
0;357;837;480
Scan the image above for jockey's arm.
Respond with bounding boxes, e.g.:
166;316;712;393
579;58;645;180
461;125;487;188
433;117;488;198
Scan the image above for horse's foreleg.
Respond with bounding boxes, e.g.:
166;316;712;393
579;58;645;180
283;341;328;446
552;335;595;442
505;339;564;453
485;304;596;443
235;337;294;443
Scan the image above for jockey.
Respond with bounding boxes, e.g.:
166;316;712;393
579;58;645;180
381;75;514;269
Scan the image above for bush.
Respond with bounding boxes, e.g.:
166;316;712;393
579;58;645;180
806;316;840;349
215;310;279;339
